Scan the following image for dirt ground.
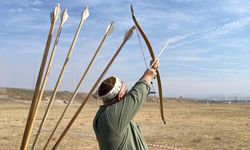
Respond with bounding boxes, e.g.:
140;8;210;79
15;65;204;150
0;100;249;150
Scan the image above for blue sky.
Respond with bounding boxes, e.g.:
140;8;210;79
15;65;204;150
0;0;250;97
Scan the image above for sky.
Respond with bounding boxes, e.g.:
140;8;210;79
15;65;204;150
0;0;250;98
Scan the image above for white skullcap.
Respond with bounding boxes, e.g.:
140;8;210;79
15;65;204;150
98;76;123;103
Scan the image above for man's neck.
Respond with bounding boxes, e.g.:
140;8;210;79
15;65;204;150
103;98;120;107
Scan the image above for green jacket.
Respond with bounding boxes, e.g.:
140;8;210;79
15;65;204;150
93;80;150;150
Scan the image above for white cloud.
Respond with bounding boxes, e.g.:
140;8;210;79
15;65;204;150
30;0;43;6
217;0;250;16
174;56;213;62
9;8;24;12
32;8;40;12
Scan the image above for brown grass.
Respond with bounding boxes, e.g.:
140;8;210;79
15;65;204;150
0;95;250;149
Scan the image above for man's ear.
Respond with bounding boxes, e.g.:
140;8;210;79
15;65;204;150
117;92;123;101
117;84;127;101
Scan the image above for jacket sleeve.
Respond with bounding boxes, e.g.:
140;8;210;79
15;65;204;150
106;80;150;134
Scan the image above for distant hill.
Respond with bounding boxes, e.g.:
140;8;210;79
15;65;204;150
0;87;90;103
0;87;168;104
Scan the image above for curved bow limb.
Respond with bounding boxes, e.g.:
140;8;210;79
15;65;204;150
130;5;166;124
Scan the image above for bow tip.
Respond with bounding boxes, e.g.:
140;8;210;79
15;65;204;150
130;5;134;13
162;118;166;124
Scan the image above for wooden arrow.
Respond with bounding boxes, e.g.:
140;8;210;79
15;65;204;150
31;9;68;150
20;4;61;150
52;26;135;149
31;6;89;150
43;21;114;149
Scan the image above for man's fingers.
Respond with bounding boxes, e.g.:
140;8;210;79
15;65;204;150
151;60;160;70
150;68;157;78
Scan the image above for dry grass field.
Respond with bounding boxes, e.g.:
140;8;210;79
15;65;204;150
0;89;250;150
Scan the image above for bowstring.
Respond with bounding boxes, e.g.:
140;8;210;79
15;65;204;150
135;28;160;110
135;28;148;68
150;82;160;109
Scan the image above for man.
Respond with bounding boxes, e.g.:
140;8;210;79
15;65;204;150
93;60;159;150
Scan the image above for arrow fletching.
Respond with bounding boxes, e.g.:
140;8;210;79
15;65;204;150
123;26;136;41
50;4;61;23
81;6;89;21
105;21;114;36
54;4;61;22
61;9;69;25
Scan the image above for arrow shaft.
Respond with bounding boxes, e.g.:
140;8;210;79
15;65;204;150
52;26;135;149
31;18;65;150
31;11;87;150
20;11;58;150
43;24;112;150
150;39;169;68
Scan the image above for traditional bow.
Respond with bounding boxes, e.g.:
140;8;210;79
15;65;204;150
131;5;166;124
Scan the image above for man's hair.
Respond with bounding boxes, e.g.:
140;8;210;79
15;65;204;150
98;76;116;97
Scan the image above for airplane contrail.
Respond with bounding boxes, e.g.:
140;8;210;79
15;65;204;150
169;17;250;47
